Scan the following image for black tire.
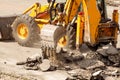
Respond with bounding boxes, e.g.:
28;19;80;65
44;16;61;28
12;15;40;47
66;24;76;50
0;16;16;40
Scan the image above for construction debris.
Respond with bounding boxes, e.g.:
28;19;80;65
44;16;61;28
66;66;120;80
16;53;43;70
78;59;105;70
16;45;120;80
97;45;120;66
66;69;92;80
39;59;51;71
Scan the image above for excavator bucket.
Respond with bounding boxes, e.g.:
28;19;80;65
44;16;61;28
0;16;17;40
40;24;66;48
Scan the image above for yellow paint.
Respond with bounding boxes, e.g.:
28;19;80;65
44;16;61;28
63;0;101;46
35;19;49;29
58;36;67;47
23;4;36;15
22;2;58;31
82;0;90;43
21;0;119;48
113;10;119;23
64;0;82;25
17;23;28;39
77;13;84;46
27;2;57;29
84;0;101;45
29;4;49;18
76;14;81;46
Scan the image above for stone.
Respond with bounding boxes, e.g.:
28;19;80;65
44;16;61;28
106;46;119;55
78;59;105;70
39;59;51;71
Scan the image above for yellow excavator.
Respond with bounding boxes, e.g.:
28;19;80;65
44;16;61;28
39;0;119;62
12;0;119;64
12;0;60;46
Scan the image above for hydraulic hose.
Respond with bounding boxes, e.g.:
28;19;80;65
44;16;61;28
50;0;56;23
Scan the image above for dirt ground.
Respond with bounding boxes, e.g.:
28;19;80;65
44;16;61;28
0;0;120;80
0;0;65;16
0;0;45;16
0;41;69;80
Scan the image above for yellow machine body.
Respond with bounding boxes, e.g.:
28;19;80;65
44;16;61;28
13;0;119;49
23;2;58;30
40;0;119;49
62;0;119;47
12;0;119;63
12;1;63;47
23;3;50;30
56;0;101;47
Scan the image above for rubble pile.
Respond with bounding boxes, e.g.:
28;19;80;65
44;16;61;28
16;53;43;70
65;45;120;80
16;45;120;80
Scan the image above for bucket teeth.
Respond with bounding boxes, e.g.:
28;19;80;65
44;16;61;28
40;24;65;64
